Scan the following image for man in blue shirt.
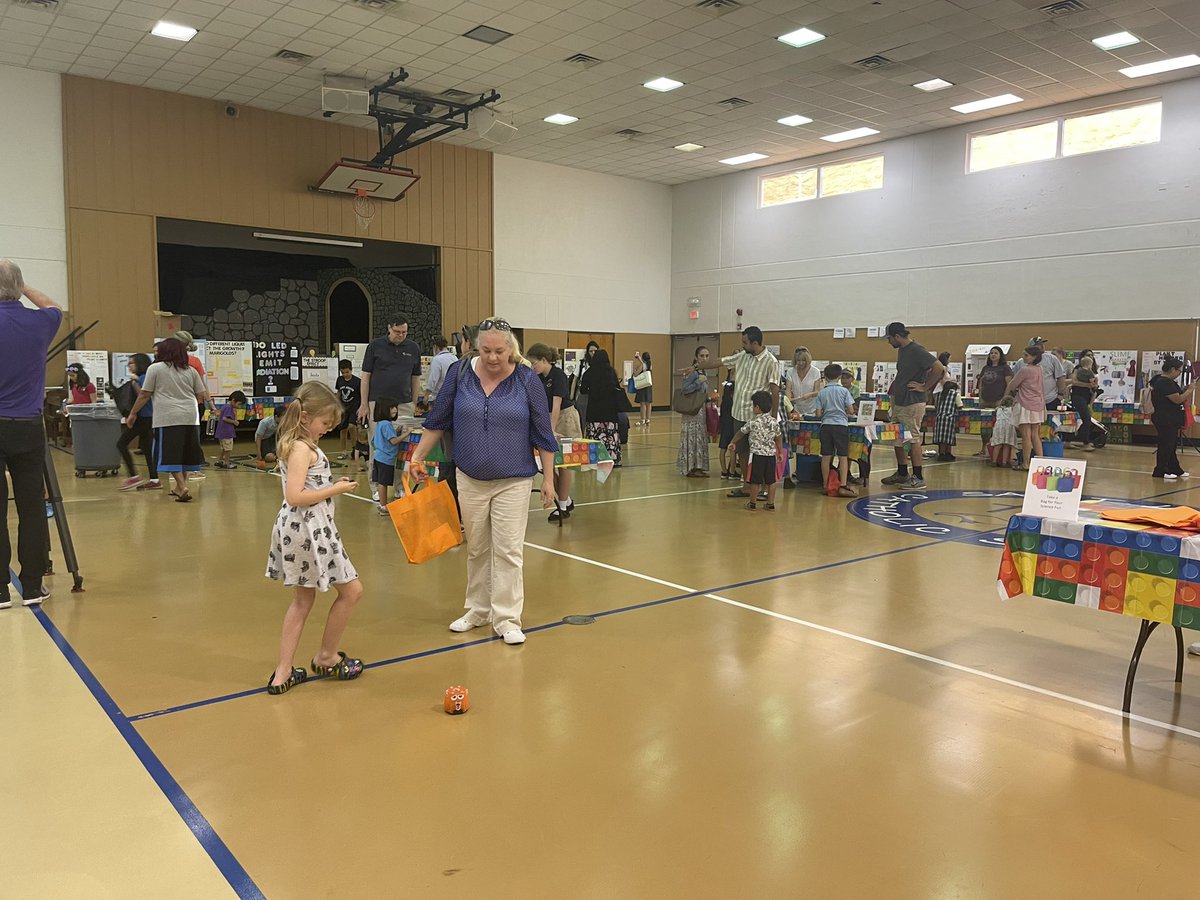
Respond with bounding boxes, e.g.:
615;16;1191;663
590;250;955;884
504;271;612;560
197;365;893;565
423;336;456;403
356;318;422;431
0;260;63;609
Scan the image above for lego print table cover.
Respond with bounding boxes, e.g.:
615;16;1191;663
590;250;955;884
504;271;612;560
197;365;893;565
786;421;914;460
535;439;615;484
998;512;1200;629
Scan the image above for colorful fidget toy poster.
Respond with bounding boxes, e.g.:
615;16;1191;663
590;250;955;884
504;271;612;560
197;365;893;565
1021;457;1086;520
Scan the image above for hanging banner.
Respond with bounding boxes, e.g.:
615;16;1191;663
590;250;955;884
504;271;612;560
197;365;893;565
253;342;301;396
205;341;254;396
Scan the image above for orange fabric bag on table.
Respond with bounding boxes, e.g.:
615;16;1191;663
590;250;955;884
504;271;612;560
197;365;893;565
387;475;463;564
1099;506;1200;531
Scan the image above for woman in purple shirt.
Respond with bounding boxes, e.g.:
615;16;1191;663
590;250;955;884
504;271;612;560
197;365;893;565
411;318;558;645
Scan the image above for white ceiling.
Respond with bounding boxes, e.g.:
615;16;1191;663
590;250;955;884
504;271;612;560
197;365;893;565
1;0;1198;184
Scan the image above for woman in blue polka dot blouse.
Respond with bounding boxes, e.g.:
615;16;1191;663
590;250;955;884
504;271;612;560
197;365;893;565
411;319;559;645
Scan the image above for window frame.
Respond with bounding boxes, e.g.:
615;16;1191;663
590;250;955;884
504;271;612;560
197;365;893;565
965;97;1162;174
758;152;885;208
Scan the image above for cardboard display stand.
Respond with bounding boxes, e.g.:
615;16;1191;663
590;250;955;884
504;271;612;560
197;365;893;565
205;341;254;395
1090;350;1137;404
1140;350;1187;391
252;342;301;396
871;362;897;394
66;350;109;394
302;356;339;387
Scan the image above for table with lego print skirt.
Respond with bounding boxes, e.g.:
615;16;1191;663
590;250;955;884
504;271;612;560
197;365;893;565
998;509;1200;712
534;439;615;483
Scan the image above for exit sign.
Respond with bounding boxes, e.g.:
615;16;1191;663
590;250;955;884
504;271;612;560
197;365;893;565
688;310;699;319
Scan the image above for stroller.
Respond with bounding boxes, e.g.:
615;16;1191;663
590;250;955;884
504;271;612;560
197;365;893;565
1062;414;1108;448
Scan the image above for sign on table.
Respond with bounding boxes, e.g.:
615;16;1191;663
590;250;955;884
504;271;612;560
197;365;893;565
1021;456;1086;521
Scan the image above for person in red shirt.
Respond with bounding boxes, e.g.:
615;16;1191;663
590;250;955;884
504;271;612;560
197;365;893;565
65;363;96;404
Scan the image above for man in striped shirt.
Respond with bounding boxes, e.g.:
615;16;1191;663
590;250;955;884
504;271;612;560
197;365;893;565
719;327;779;498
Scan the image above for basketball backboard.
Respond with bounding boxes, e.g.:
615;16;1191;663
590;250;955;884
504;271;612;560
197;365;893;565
312;160;419;201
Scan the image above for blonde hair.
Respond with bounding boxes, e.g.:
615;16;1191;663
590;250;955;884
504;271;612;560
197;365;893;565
793;347;812;366
477;325;526;366
276;381;342;463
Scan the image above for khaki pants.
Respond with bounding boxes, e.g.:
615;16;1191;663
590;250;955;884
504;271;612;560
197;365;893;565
458;472;533;636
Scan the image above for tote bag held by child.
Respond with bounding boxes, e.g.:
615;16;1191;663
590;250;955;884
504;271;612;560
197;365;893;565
388;475;462;564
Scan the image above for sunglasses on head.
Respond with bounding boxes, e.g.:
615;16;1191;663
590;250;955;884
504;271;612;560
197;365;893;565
478;317;512;333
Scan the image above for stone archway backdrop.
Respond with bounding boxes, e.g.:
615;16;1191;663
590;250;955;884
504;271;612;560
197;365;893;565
316;268;440;352
178;269;437;352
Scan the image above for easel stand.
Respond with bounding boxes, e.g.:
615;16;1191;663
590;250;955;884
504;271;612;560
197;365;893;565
44;444;84;593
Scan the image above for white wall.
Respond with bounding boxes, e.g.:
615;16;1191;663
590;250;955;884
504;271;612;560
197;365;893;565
494;155;671;333
0;64;67;307
671;77;1200;334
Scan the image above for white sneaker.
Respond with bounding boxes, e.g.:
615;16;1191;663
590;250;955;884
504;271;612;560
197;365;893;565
371;488;380;502
1189;642;1200;657
1165;473;1179;480
24;586;50;606
449;614;490;633
1182;472;1191;479
501;629;526;645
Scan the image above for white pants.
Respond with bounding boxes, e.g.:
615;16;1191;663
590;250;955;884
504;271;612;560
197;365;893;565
457;472;533;636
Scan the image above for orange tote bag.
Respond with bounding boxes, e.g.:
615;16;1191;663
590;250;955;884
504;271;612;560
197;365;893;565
387;476;463;564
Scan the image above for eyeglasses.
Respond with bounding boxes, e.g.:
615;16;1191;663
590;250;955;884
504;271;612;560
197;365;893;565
478;317;512;332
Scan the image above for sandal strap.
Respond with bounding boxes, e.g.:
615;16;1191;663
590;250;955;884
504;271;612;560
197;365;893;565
311;651;365;680
266;666;307;695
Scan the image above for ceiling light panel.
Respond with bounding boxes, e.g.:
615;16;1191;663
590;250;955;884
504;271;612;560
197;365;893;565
777;114;814;127
544;113;578;125
1119;55;1200;78
675;143;704;151
821;127;880;142
719;152;767;165
644;77;684;92
777;28;825;49
913;79;953;92
151;21;198;42
951;94;1023;114
1091;32;1139;51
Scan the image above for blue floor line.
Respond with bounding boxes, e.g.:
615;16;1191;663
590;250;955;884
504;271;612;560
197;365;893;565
19;573;264;900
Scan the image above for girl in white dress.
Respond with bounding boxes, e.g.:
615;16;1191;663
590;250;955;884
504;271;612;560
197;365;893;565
264;382;364;695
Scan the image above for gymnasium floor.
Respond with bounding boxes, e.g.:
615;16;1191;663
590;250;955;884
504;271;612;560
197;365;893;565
7;420;1200;898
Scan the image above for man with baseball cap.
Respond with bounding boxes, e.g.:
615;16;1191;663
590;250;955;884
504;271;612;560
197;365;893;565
881;322;943;489
1012;335;1067;408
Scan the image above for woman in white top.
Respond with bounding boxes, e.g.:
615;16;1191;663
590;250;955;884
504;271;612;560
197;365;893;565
786;347;822;417
126;338;210;503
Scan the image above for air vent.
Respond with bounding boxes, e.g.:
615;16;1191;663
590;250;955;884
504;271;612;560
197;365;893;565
853;54;893;70
14;0;60;8
274;49;314;63
1040;0;1087;15
719;97;751;107
615;128;644;137
464;25;513;44
695;0;742;15
441;89;475;100
565;53;602;67
347;0;403;10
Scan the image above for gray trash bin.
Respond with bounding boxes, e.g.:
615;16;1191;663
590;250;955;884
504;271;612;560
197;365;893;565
66;403;123;476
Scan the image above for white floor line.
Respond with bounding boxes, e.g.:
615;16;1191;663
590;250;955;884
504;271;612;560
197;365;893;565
523;542;1200;742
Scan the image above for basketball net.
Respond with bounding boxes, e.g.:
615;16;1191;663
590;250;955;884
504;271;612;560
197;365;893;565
353;188;376;230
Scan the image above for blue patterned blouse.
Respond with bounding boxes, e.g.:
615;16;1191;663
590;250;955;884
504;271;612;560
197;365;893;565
424;358;559;481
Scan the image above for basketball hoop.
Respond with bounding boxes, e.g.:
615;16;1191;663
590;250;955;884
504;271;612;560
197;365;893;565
352;188;376;230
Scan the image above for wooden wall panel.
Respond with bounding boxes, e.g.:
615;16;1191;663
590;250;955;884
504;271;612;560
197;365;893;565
440;248;495;337
62;77;494;245
67;209;157;352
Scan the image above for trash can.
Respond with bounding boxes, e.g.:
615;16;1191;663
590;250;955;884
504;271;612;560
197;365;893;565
66;403;123;477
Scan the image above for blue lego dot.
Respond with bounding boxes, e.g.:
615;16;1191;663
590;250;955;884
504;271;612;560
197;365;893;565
1136;534;1152;548
1065;543;1081;559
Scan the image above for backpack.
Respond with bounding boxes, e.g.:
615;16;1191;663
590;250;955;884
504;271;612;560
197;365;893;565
111;380;138;416
1140;384;1155;416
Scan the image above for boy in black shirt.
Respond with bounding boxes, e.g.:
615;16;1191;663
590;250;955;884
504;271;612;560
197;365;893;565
335;360;362;460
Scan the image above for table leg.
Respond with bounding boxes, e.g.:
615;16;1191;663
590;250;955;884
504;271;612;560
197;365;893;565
1175;626;1185;684
1123;620;1159;714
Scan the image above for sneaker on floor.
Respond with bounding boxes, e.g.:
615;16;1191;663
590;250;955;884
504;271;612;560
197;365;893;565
1165;473;1179;480
880;472;908;485
449;614;491;633
118;475;145;491
371;488;380;503
138;479;162;490
377;504;390;516
904;475;926;489
501;629;526;645
1181;472;1192;479
1190;642;1200;657
23;586;50;606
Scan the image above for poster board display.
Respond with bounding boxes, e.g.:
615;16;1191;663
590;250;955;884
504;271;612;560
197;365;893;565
111;352;136;388
302;356;339;387
336;343;367;378
562;349;586;384
252;342;301;396
66;350;110;394
1022;457;1086;521
1140;351;1187;390
871;362;897;394
1091;350;1137;404
205;341;254;396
